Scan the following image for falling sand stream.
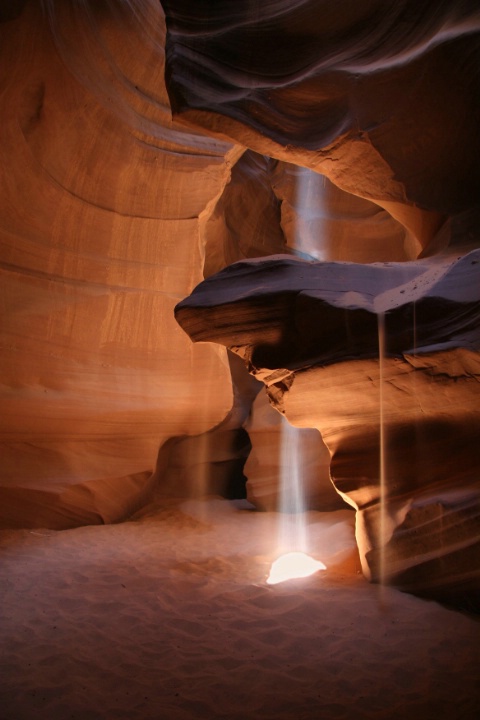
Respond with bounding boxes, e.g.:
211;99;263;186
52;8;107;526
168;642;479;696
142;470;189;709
377;311;388;599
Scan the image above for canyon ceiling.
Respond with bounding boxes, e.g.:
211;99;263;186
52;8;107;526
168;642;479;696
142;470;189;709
1;0;479;609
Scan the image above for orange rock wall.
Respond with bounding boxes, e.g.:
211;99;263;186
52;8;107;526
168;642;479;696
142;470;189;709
0;1;237;527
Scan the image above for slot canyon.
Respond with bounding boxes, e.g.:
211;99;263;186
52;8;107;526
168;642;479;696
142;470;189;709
1;2;479;719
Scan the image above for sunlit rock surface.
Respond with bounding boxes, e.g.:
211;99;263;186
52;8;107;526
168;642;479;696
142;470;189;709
2;0;480;614
0;1;238;528
244;390;341;513
269;163;413;263
204;151;413;273
175;250;480;607
3;0;421;528
166;0;480;606
163;0;480;255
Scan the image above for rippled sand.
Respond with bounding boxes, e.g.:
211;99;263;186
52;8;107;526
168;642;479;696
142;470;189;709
1;499;479;720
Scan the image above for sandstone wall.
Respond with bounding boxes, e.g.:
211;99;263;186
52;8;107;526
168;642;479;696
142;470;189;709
0;0;238;527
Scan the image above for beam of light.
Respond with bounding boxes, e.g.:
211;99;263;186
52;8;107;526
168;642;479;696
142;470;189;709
293;166;328;261
278;420;307;554
267;551;326;585
267;419;327;585
378;311;387;594
266;165;330;587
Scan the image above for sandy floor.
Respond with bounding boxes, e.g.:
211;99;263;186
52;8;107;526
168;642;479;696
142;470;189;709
1;498;479;720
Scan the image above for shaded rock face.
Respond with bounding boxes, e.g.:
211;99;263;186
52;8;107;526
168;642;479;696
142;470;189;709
163;0;480;254
2;0;480;611
175;252;480;608
164;0;480;607
0;0;240;527
204;151;413;274
244;390;341;513
2;1;427;528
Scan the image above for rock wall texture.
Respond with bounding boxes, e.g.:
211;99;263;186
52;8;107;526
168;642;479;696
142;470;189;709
1;0;480;609
163;0;480;254
176;250;480;608
0;0;239;527
244;390;340;513
166;0;480;608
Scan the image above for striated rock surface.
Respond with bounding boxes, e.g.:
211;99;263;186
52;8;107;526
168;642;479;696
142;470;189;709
165;2;480;606
204;151;413;275
244;390;341;513
2;0;480;623
175;250;480;607
0;0;239;527
163;0;480;255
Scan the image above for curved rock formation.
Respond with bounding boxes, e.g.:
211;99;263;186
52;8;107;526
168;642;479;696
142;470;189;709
165;0;480;607
0;0;239;527
2;0;480;617
175;249;480;607
244;389;340;513
205;151;413;271
163;0;480;254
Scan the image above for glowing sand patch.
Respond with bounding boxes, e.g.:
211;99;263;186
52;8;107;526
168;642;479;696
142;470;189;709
267;552;326;585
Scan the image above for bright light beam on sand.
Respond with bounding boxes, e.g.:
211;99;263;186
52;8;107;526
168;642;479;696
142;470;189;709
267;551;326;585
266;168;330;588
267;421;327;585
